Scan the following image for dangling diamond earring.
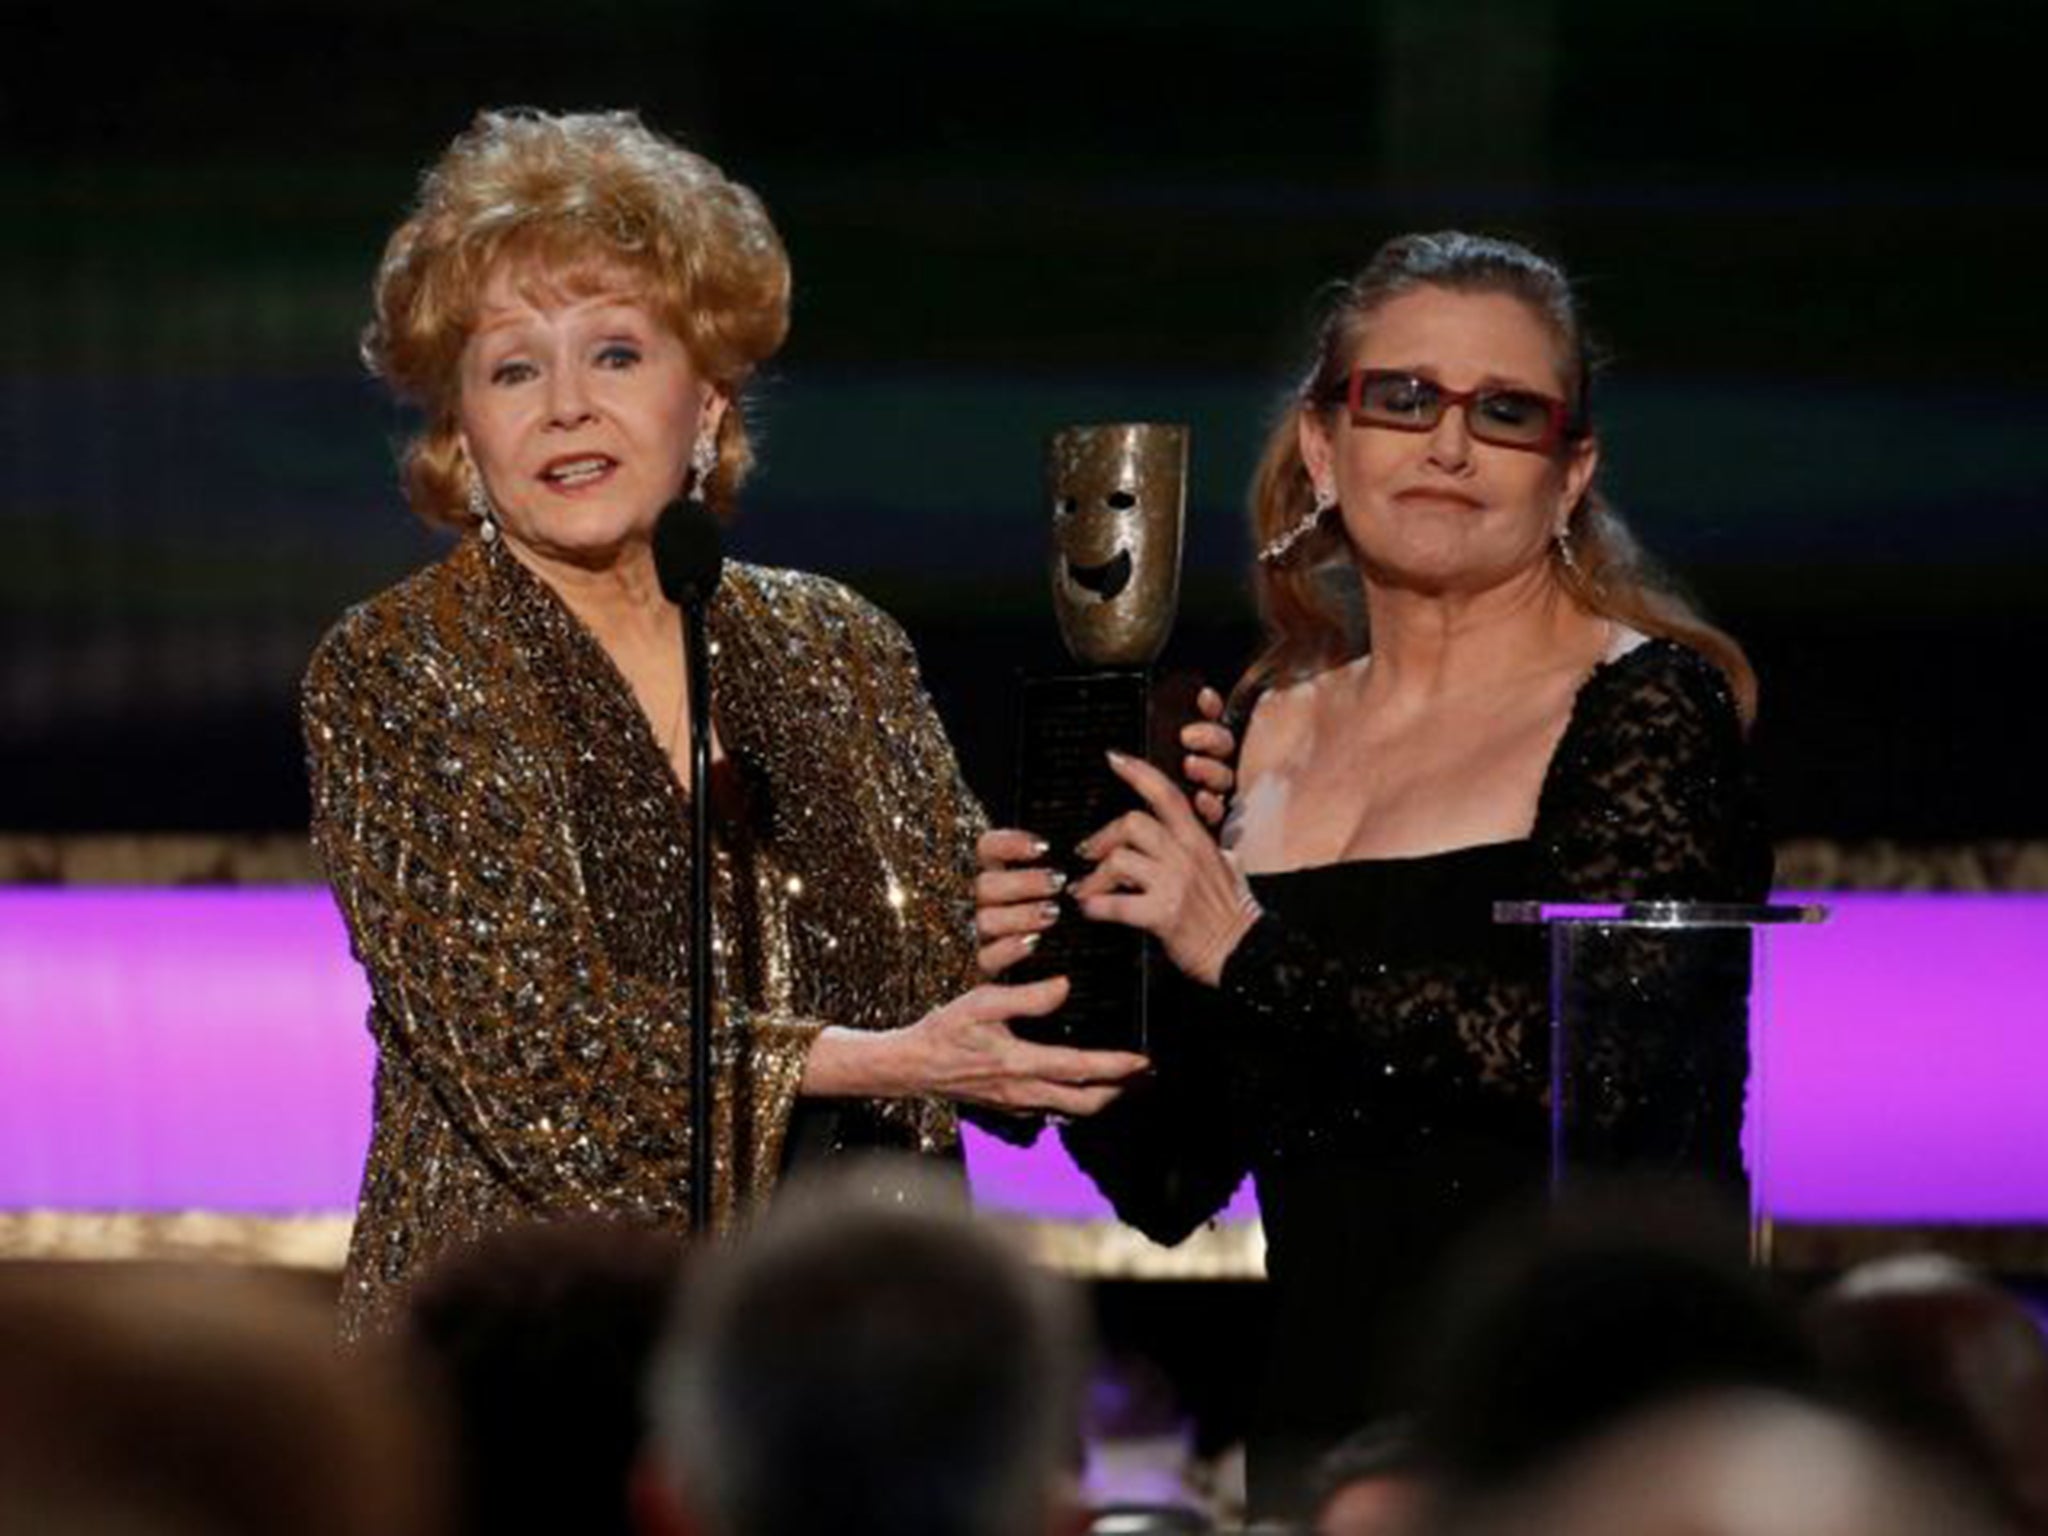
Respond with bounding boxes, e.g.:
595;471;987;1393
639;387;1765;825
467;474;499;544
1553;527;1579;573
687;424;718;505
1258;483;1337;566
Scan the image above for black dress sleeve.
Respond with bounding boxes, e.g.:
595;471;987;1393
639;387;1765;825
1530;641;1772;1171
1534;640;1772;902
1058;966;1257;1246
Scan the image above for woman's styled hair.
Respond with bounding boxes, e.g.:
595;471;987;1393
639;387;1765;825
363;108;791;530
1243;230;1755;724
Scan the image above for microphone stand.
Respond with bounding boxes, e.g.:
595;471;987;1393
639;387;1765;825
655;497;724;1239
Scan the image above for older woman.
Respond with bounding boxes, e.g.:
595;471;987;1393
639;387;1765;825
978;231;1771;1511
304;109;1167;1337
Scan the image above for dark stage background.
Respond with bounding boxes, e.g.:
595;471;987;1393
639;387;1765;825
4;0;2044;842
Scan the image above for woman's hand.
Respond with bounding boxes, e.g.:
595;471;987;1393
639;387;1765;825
1181;685;1237;829
896;977;1149;1115
1070;750;1262;987
974;828;1066;977
973;686;1233;979
975;686;1233;980
803;976;1149;1116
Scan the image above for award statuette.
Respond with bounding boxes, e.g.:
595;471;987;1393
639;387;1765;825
1011;423;1190;1054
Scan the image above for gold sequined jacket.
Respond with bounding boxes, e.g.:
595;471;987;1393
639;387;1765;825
303;536;979;1337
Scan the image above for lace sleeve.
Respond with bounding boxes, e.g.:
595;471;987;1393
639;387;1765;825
1533;641;1771;1169
1535;640;1771;901
1058;969;1257;1245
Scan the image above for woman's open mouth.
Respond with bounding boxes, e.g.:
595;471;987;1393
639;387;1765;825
540;454;619;491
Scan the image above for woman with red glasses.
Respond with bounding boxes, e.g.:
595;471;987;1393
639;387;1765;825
977;231;1772;1515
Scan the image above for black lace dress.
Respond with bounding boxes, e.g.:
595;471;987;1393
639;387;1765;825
1062;640;1772;1514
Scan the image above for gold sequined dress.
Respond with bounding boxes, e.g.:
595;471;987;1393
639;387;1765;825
303;535;977;1337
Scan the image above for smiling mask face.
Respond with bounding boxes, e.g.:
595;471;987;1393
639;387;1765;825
1047;423;1187;667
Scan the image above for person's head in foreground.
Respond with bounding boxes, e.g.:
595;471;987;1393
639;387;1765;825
0;1263;441;1536
1429;1390;2011;1536
405;1217;687;1536
1308;1417;1430;1536
638;1159;1091;1536
1411;1183;1812;1495
1807;1251;2048;1532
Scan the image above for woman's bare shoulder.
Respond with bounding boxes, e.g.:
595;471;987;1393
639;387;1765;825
1238;657;1363;785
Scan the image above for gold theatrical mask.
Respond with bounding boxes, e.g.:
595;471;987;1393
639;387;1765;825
1047;424;1188;668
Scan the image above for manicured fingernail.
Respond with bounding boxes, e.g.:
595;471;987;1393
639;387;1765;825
1105;749;1132;767
1029;836;1050;857
1020;932;1042;953
1038;902;1062;922
1045;869;1067;893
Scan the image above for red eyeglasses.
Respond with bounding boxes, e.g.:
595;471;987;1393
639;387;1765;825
1326;369;1582;455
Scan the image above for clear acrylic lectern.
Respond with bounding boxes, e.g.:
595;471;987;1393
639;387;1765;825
1494;900;1828;1262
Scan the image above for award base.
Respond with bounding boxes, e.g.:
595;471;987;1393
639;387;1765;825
1008;669;1197;1055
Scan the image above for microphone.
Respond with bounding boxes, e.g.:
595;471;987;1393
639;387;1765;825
654;497;724;607
654;496;723;1235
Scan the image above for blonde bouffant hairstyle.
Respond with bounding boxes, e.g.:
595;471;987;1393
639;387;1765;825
363;108;792;531
1244;231;1756;726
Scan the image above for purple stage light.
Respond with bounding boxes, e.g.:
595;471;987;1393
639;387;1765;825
0;890;373;1210
0;888;2042;1224
1762;893;2048;1220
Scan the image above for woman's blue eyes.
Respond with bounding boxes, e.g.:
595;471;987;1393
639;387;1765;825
486;343;642;385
